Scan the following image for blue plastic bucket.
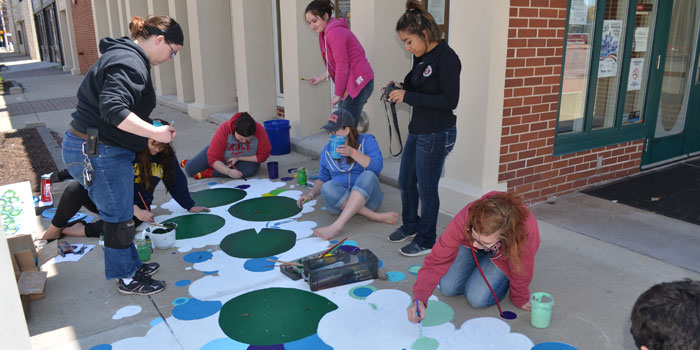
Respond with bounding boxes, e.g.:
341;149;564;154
264;119;291;155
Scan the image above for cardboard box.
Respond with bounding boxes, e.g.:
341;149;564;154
14;250;37;272
18;271;47;301
7;234;38;272
11;252;20;281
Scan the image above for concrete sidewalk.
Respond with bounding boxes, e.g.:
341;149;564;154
2;55;698;350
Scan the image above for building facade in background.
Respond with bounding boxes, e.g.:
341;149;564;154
10;0;700;212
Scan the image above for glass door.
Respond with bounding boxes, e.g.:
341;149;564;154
642;0;700;166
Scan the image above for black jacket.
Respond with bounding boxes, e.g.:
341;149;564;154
402;40;461;134
71;37;156;151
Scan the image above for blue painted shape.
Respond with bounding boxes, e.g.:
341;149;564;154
83;214;95;223
321;207;327;211
203;270;219;275
531;342;578;350
89;345;112;350
172;297;222;321
183;251;213;263
330;240;338;244
42;208;88;223
236;184;251;189
149;318;164;327
338;245;359;253
172;297;189;306
208;182;217;186
378;259;383;268
244;256;277;272
175;279;191;287
386;271;406;282
352;287;374;298
201;338;248;350
285;333;332;350
342;240;358;247
247;345;284;350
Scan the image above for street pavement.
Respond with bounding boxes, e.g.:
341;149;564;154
1;54;698;350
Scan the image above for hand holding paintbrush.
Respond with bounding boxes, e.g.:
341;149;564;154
137;192;165;227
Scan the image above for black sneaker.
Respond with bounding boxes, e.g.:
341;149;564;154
117;272;166;295
388;228;416;243
138;262;160;276
399;242;432;257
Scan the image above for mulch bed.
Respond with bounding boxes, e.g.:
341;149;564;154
0;128;59;195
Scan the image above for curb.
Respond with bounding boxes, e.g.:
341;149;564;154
35;124;65;170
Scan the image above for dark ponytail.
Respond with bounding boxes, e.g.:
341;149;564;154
129;15;184;46
396;0;442;44
305;0;334;20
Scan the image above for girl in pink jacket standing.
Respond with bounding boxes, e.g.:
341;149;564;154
305;0;374;127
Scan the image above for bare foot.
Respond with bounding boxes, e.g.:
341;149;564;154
36;225;62;241
62;222;87;237
377;212;399;225
364;211;399;225
313;225;342;240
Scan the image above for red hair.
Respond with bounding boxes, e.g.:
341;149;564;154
466;192;529;274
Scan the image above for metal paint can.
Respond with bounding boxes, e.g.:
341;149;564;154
40;173;53;205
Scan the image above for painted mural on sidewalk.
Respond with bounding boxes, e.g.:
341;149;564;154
93;178;540;350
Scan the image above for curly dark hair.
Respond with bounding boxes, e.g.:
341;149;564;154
630;279;700;350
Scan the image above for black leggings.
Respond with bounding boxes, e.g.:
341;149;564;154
52;181;142;238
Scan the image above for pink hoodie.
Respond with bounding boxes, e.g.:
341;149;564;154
319;18;374;99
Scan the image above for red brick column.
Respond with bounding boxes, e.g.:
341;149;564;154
71;0;98;75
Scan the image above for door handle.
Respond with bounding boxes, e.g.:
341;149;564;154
656;54;662;70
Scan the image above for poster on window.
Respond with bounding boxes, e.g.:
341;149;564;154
598;20;623;78
627;58;645;91
569;0;589;25
336;0;350;19
634;27;649;52
427;0;446;25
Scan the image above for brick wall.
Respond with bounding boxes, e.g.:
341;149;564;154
71;0;97;75
500;0;642;203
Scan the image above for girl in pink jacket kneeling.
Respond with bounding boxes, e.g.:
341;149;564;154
408;192;541;323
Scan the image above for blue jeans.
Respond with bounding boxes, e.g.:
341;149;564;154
184;145;260;178
439;246;510;308
62;130;142;280
397;126;456;248
321;171;382;214
338;79;374;127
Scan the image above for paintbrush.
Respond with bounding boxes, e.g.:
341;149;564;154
299;77;309;81
265;258;303;266
138;192;163;228
415;299;423;337
319;237;348;257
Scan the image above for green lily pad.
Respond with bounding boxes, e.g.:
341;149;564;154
228;196;301;222
163;214;226;239
191;188;246;208
220;228;297;258
219;287;338;345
